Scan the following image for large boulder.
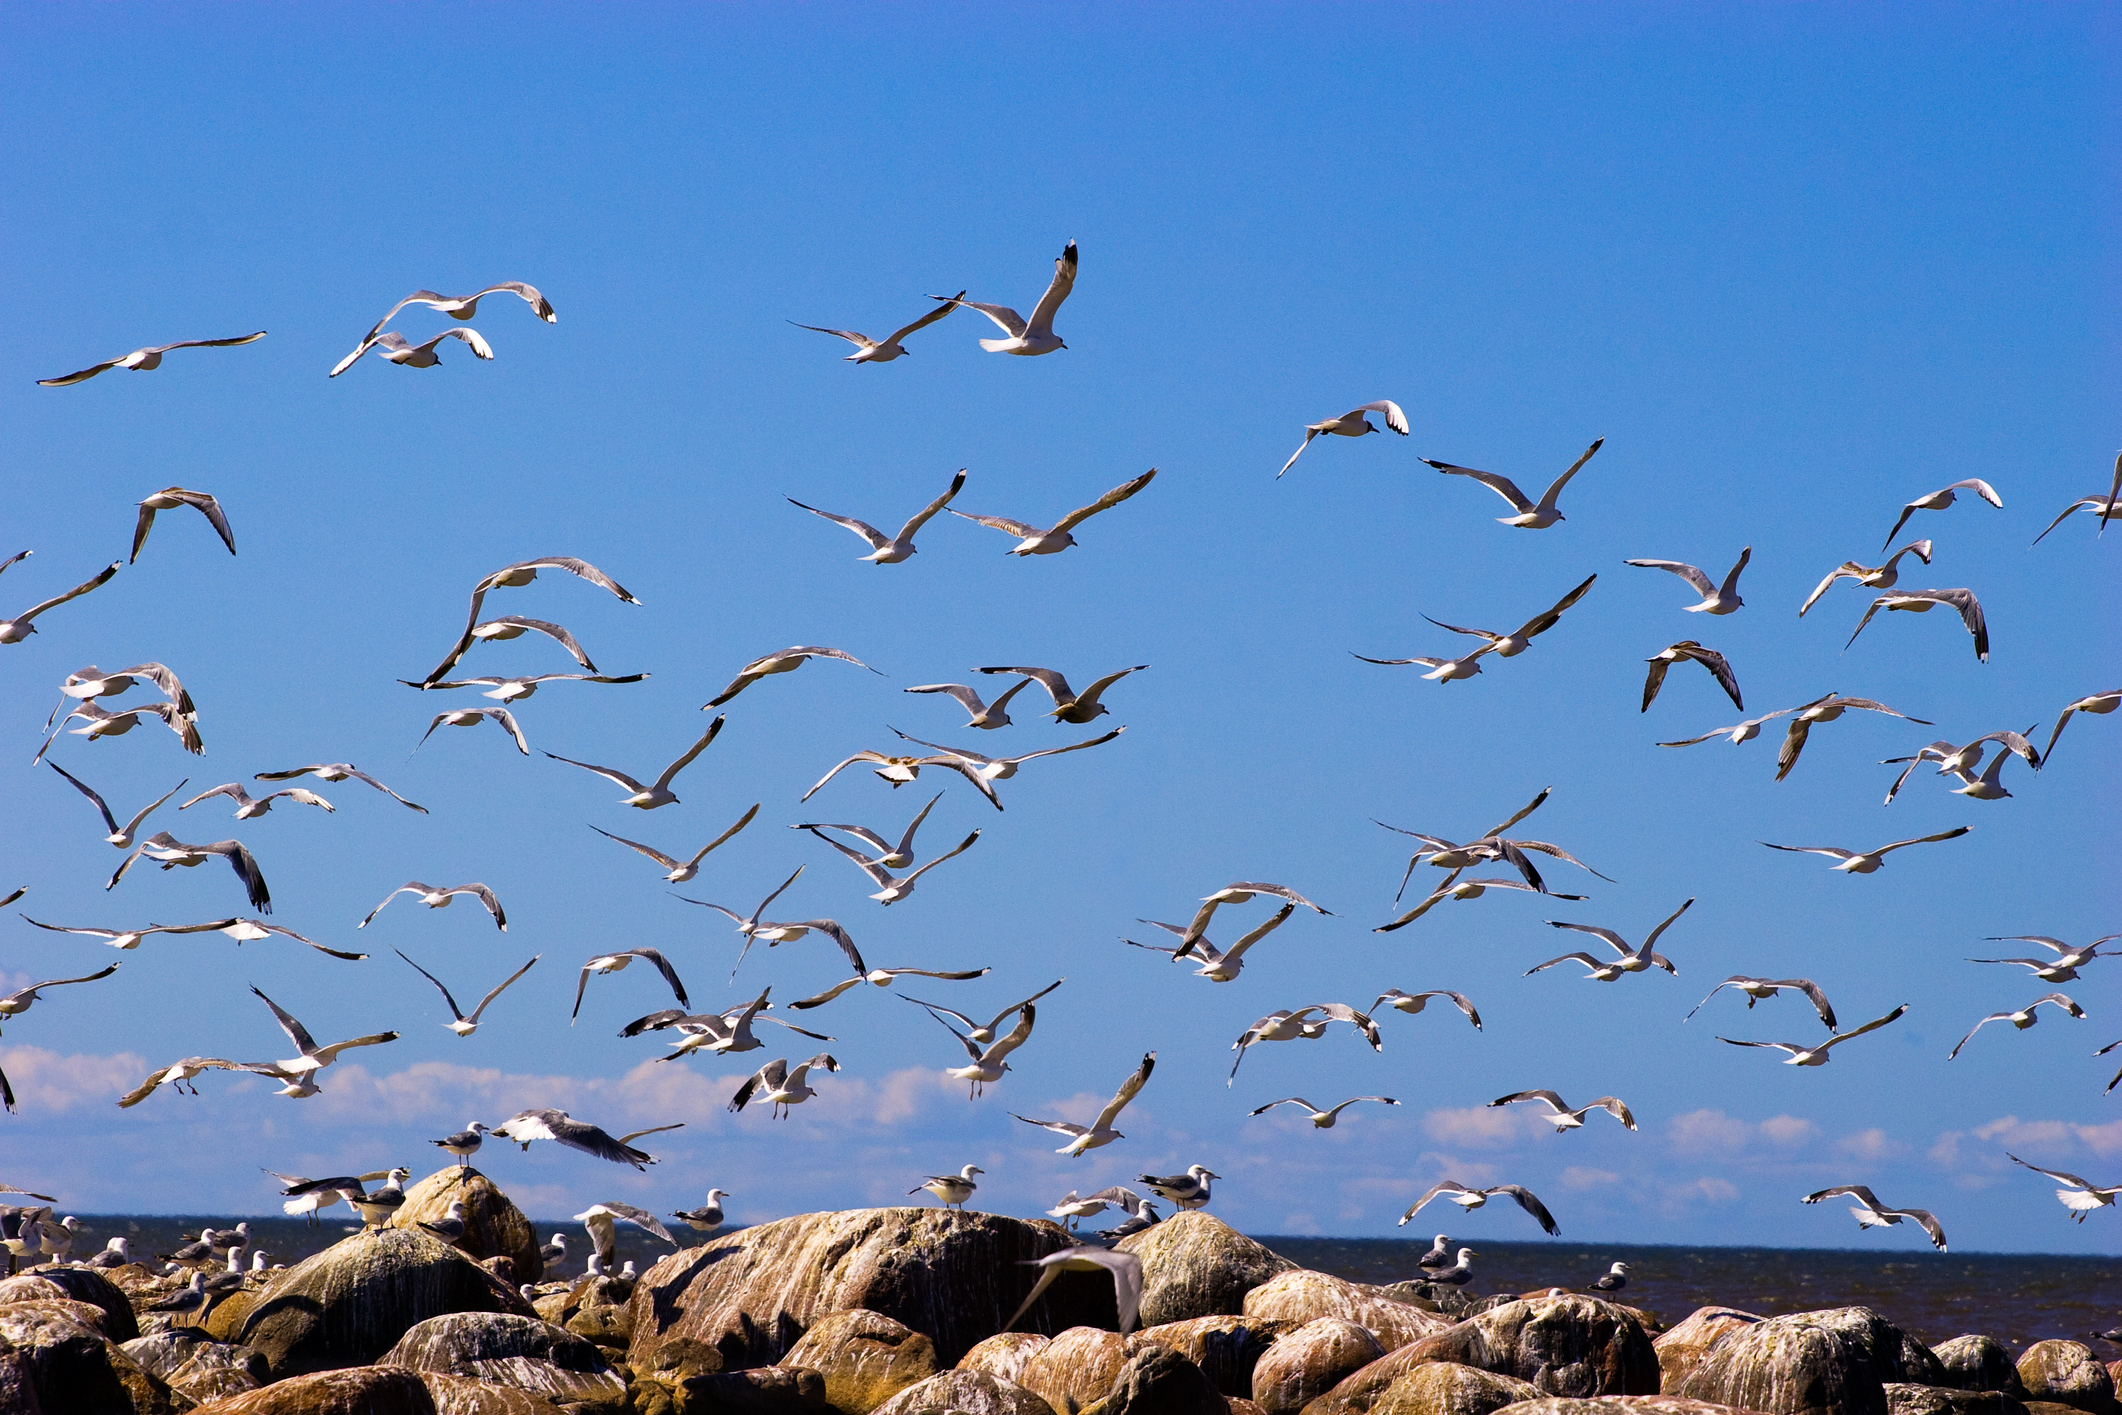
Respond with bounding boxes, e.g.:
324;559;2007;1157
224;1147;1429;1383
183;1365;436;1412
168;1340;269;1403
1078;1343;1224;1415
1673;1308;1908;1415
418;1372;571;1414
653;1364;826;1412
870;1368;1057;1415
232;1227;538;1379
1364;1359;1544;1415
1797;1311;1941;1389
1;1268;139;1340
1021;1326;1133;1413
1933;1340;2026;1397
0;1334;39;1415
380;1310;624;1407
626;1208;1111;1372
1885;1385;2029;1415
1486;1400;1780;1415
1254;1317;1386;1413
0;1303;180;1415
961;1332;1052;1385
1244;1271;1451;1352
1132;1314;1285;1397
1394;1296;1661;1398
782;1308;939;1413
1658;1311;1765;1393
388;1168;543;1285
1113;1213;1297;1327
2016;1345;2118;1415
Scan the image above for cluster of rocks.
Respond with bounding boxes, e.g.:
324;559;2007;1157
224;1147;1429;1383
0;1180;2114;1415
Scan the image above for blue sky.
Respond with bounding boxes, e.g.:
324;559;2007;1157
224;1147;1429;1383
1;5;2116;1255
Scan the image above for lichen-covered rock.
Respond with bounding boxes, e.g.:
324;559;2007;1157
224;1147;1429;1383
1079;1342;1224;1415
0;1334;40;1415
389;1168;544;1285
1363;1359;1545;1415
183;1364;437;1412
1394;1296;1661;1399
0;1296;115;1333
125;1327;221;1380
1021;1325;1133;1413
1657;1311;1765;1394
783;1308;939;1413
1244;1271;1450;1352
380;1310;622;1406
2017;1345;2118;1415
233;1228;538;1379
565;1303;632;1350
1884;1383;2029;1415
626;1208;1110;1373
1932;1341;2026;1398
0;1303;181;1415
1673;1310;1896;1415
961;1331;1051;1385
870;1368;1058;1415
1;1266;140;1340
1796;1311;1941;1388
1131;1314;1285;1397
169;1345;266;1403
665;1363;828;1411
1255;1317;1386;1413
418;1371;568;1414
1112;1212;1297;1327
1486;1400;1778;1415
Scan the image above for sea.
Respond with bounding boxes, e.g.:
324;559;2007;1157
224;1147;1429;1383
57;1219;2122;1353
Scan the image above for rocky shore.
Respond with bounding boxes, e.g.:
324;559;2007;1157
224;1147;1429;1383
1;1168;2114;1415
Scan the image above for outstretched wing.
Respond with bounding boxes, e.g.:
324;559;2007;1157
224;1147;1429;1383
1092;1052;1156;1131
1493;1184;1560;1235
655;717;726;792
1024;241;1078;337
1051;469;1157;535
1425;460;1534;513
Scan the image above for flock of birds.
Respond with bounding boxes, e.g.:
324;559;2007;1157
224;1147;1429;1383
2;242;2118;1291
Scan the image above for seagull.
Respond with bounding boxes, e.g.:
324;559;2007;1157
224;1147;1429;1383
802;825;981;904
795;793;940;871
1774;694;1934;781
1416;1234;1454;1271
679;867;865;978
975;663;1147;724
575;1202;674;1263
2033;492;2122;545
672;1191;729;1235
1969;936;2118;985
1845;588;1989;663
1425;438;1603;529
1278;401;1410;477
424;615;604;683
930;1001;1036;1098
1881;731;2039;803
1012;1051;1155;1154
951;469;1157;555
253;764;426;813
45;765;188;846
1400;1181;1560;1236
181;782;333;820
1420;574;1598;659
573;948;690;1022
789;293;962;363
641;989;833;1061
591;804;760;882
397;951;539;1036
1426;1248;1479;1287
1801;1187;1948;1250
1626;547;1751;615
1799;541;1935;615
250;986;400;1078
899;980;1063;1045
20;917;236;952
730;1053;841;1117
2007;1153;2122;1222
1124;904;1294;982
1178;882;1332;956
1351;642;1496;682
1642;641;1742;712
938;240;1076;355
414;671;648;701
0;556;119;645
1007;1247;1144;1335
1590;1262;1630;1292
416;706;530;755
1687;977;1838;1029
146;1272;215;1327
36;698;204;763
336;326;495;373
331;283;555;376
431;1123;492;1169
267;1168;398;1223
801;750;930;801
1047;1190;1114;1230
792;966;988;1011
362;881;506;931
1374;787;1608;898
40;331;267;386
1760;826;1969;874
545;717;725;808
118;1056;271;1107
84;1237;131;1269
1718;1003;1908;1065
423;556;640;687
704;648;880;707
0;964;119;1019
107;833;270;913
1249;1096;1399;1129
904;679;1032;730
890;727;1127;811
130;487;236;562
1528;898;1693;982
911;1165;983;1211
489;1109;660;1168
789;471;965;563
1881;478;2004;550
1488;1090;1636;1132
47;660;196;726
1229;1005;1379;1082
351;1170;414;1231
1372;990;1484;1029
1095;1202;1163;1241
2040;689;2118;767
1374;874;1585;932
1949;994;2086;1059
418;1199;470;1244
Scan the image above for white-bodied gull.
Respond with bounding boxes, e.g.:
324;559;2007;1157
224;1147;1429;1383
1401;1180;1560;1235
1880;478;2003;550
1949;993;2085;1059
950;469;1157;555
1278;400;1409;478
398;951;538;1035
1013;1052;1155;1154
362;881;507;931
1250;1095;1399;1128
40;331;266;386
1718;1004;1908;1066
937;241;1075;356
1802;1186;1947;1249
1760;826;1968;874
1626;546;1751;615
545;716;725;808
790;470;964;561
1642;641;1742;712
592;804;760;882
0;555;118;646
1425;438;1603;529
1488;1090;1636;1132
255;763;426;813
1799;541;1934;615
789;292;961;363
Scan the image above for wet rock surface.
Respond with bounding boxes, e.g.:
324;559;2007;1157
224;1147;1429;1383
781;1307;939;1413
1397;1295;1662;1398
2016;1344;2118;1415
388;1169;544;1287
1245;1270;1451;1352
1933;1339;2027;1397
1253;1317;1386;1413
1112;1213;1297;1327
869;1367;1057;1414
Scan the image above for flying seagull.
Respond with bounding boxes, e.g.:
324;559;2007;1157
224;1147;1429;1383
489;1109;659;1168
1400;1180;1560;1235
1760;826;1969;874
1176;881;1331;956
0;964;120;1019
903;679;1032;730
937;240;1076;355
1421;574;1598;659
397;951;539;1036
413;671;648;701
789;292;962;363
1351;642;1495;682
1124;904;1295;982
107;832;270;912
1375;872;1585;932
424;615;604;682
181;783;334;820
2007;1153;2122;1222
218;919;365;961
802;825;980;905
1;558;120;645
729;1054;840;1118
40;331;266;386
1801;1186;1947;1250
331;283;555;376
789;965;990;1011
591;803;760;882
360;881;507;931
1881;478;2003;550
1718;1003;1909;1066
951;469;1157;555
573;948;690;1022
1969;935;2118;985
930;1002;1036;1098
1372;989;1484;1030
129;486;239;564
47;660;196;726
546;716;725;808
47;763;188;846
1011;1051;1155;1154
1230;1004;1380;1082
334;327;493;373
118;1056;271;1109
800;749;930;801
1007;1246;1144;1335
1278;400;1409;477
21;917;234;952
2033;492;2122;545
1799;541;1934;615
899;980;1063;1045
1642;641;1742;712
416;706;530;755
1528;898;1693;982
574;1202;674;1264
1845;587;1989;662
1687;976;1838;1029
1774;693;1933;781
427;556;640;687
1626;547;1751;615
36;699;203;762
681;871;865;979
795;793;940;871
975;663;1147;724
2040;689;2118;767
1881;731;2039;804
1373;786;1606;898
790;469;965;562
890;727;1126;811
1250;1095;1399;1129
1488;1090;1636;1132
248;985;398;1072
254;764;426;813
1949;993;2086;1059
705;649;879;708
1426;438;1603;529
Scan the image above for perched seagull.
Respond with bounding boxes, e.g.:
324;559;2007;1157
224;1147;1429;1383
680;867;865;978
424;555;640;687
1351;641;1496;682
911;1164;983;1211
351;1170;414;1231
1125;904;1294;982
45;764;187;846
418;1199;470;1244
705;648;880;707
416;706;530;755
1881;731;2038;803
1415;1235;1455;1272
1372;989;1484;1030
131;487;236;563
1278;400;1410;477
1488;1090;1636;1132
22;917;233;952
789;293;962;363
1400;1180;1560;1236
795;793;941;871
1178;882;1332;956
1421;574;1598;659
107;832;270;913
414;670;647;701
591;804;760;882
938;240;1076;355
489;1109;660;1168
1375;874;1584;933
39;331;266;386
254;764;426;813
575;1202;674;1264
37;699;203;763
975;663;1147;724
1095;1203;1163;1241
1642;641;1743;712
362;881;507;931
790;965;989;1011
1626;547;1751;615
1801;1186;1948;1250
1844;587;1990;663
181;782;334;820
268;1168;398;1223
427;615;604;682
1969;936;2118;985
331;283;554;376
336;327;494;373
0;557;119;646
1250;1096;1399;1129
1427;1248;1479;1287
431;1123;492;1169
573;948;690;1022
1425;438;1603;529
545;717;725;807
0;964;119;1020
250;986;400;1078
801;749;930;801
1139;1165;1220;1209
802;825;981;904
1529;898;1693;982
146;1272;215;1326
951;469;1157;555
904;679;1032;730
1047;1190;1113;1230
1881;478;2004;550
1799;541;1934;615
672;1191;729;1235
2008;1153;2122;1222
1687;976;1838;1029
2033;492;2122;545
1718;1003;1908;1066
1760;826;1969;874
1229;1004;1379;1082
1590;1262;1630;1292
1012;1051;1156;1154
931;1001;1036;1098
730;1053;841;1118
789;470;965;563
85;1237;131;1269
2040;689;2118;767
397;951;539;1036
1774;693;1933;781
1949;994;2086;1059
1008;1247;1144;1335
890;727;1126;811
899;980;1063;1045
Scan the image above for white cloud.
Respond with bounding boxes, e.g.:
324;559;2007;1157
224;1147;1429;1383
1560;1166;1619;1191
1668;1176;1740;1206
1667;1108;1752;1155
1760;1114;1820;1146
1837;1128;1907;1161
0;1045;147;1114
1421;1106;1528;1147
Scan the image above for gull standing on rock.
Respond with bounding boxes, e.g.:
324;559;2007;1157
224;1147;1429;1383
489;1109;661;1168
1590;1262;1630;1292
1844;588;1990;663
1250;1096;1399;1129
911;1165;983;1211
1802;1186;1947;1249
1401;1181;1560;1236
416;706;530;755
352;1170;414;1231
1420;574;1598;660
131;488;235;562
431;1123;492;1169
1425;438;1603;529
1140;1166;1219;1210
1428;1249;1479;1287
107;833;270;913
1528;899;1693;983
1416;1234;1454;1271
592;804;760;883
790;471;965;562
1125;904;1294;982
1626;547;1751;614
2041;689;2118;766
1774;693;1933;781
672;1191;729;1235
937;241;1076;356
1642;642;1743;712
546;717;725;808
1760;826;1968;874
45;764;187;846
1278;400;1409;477
951;469;1157;556
1688;977;1838;1028
1013;1052;1156;1154
1488;1091;1636;1132
0;555;118;646
1949;994;2086;1059
398;952;539;1035
1880;478;2004;550
40;331;266;386
362;881;507;931
1799;541;1934;615
1718;1004;1909;1066
331;282;554;375
573;948;690;1022
789;292;962;363
903;679;1032;730
705;649;880;708
253;763;426;813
